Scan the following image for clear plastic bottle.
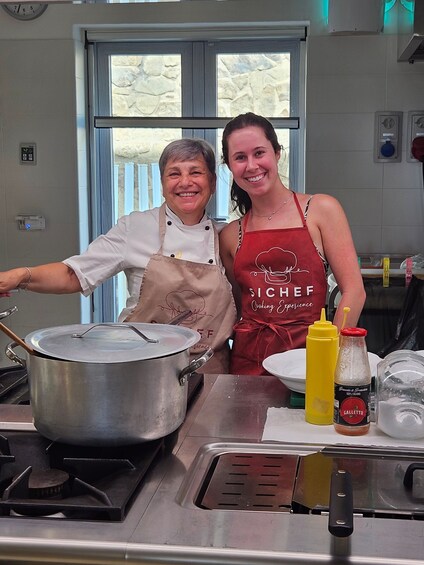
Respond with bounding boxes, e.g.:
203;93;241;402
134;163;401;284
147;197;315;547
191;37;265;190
305;308;339;425
375;350;424;439
334;327;371;436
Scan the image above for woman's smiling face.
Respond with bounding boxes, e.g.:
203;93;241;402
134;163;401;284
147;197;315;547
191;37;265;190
162;156;216;225
226;125;281;197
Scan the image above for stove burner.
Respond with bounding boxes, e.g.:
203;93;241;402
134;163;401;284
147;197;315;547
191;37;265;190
28;469;70;499
0;434;163;521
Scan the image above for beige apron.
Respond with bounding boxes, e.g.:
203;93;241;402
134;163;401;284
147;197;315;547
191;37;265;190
125;204;236;374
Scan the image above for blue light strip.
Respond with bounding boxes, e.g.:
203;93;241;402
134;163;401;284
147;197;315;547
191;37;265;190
400;0;414;12
323;0;329;26
385;0;397;12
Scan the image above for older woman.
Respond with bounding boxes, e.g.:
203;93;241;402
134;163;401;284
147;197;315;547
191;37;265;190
0;139;236;373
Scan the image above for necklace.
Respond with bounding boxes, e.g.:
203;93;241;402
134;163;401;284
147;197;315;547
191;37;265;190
252;191;292;220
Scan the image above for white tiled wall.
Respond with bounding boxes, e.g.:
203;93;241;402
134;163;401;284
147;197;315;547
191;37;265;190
306;33;424;256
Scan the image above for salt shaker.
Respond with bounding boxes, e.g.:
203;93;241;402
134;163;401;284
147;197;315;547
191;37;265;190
334;327;371;436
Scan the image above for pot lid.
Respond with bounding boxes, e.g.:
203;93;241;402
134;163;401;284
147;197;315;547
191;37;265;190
25;322;200;363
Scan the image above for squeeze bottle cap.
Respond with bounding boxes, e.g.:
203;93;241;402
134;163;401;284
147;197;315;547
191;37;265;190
340;327;367;337
307;308;338;338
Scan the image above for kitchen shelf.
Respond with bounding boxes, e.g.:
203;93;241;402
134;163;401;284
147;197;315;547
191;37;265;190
361;269;424;277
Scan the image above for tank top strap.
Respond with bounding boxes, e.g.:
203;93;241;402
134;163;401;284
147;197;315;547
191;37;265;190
236;212;251;251
292;191;307;227
304;196;314;219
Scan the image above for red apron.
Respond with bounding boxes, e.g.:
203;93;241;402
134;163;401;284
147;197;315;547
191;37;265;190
231;192;328;375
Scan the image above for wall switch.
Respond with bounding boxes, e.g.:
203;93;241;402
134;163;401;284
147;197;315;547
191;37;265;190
406;111;424;163
374;111;402;163
20;143;36;165
15;215;45;231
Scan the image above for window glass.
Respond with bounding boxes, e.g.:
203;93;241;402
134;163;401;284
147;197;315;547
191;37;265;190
110;54;184;220
216;53;290;118
111;54;181;117
215;52;291;220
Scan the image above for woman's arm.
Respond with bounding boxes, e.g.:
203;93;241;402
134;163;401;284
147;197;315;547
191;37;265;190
308;194;366;330
0;263;82;295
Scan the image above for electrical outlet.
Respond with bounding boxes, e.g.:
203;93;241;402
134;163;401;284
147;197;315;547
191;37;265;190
20;142;36;165
374;111;402;163
407;111;424;163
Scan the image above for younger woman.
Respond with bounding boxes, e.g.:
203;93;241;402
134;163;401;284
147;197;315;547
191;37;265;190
219;112;365;375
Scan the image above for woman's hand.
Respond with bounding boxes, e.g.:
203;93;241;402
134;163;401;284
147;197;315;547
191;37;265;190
0;268;29;294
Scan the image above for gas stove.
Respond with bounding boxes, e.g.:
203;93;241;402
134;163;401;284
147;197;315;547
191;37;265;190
0;365;204;522
0;365;29;405
0;431;164;521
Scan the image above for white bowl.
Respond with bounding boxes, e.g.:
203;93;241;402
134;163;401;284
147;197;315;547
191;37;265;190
262;349;307;393
263;348;382;394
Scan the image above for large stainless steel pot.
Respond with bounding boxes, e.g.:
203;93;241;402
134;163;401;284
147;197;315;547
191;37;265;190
6;322;213;447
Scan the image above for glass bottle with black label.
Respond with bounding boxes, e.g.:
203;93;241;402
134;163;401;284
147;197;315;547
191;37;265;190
334;327;371;436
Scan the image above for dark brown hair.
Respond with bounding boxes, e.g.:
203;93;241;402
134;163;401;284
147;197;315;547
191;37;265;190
222;113;282;215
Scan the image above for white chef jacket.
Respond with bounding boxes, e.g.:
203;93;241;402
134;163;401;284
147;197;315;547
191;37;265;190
64;205;226;321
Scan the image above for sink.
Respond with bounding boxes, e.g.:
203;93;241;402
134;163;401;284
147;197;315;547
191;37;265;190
177;441;424;521
176;442;318;510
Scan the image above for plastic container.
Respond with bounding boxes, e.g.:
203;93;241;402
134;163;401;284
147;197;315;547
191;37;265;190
334;327;371;436
375;350;424;440
305;308;339;425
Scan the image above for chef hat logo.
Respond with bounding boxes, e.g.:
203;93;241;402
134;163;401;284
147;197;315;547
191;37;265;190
163;290;211;321
255;247;298;285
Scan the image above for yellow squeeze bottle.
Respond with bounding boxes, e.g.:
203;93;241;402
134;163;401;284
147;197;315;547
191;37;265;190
305;308;339;425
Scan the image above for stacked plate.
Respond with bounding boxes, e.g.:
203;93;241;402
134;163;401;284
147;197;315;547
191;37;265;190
262;348;382;394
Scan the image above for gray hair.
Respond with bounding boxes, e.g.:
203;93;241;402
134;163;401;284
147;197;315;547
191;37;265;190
159;138;216;179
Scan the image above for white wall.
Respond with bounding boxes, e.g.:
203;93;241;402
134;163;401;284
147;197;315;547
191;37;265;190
0;37;83;364
0;0;423;363
307;32;424;255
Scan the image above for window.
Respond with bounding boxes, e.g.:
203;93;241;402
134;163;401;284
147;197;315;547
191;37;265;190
88;37;303;321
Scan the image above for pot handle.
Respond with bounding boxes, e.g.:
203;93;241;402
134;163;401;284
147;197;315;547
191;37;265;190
0;306;18;320
328;470;354;538
71;323;159;344
5;341;27;368
179;347;214;385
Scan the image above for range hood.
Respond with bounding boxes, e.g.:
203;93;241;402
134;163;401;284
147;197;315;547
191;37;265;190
398;0;424;62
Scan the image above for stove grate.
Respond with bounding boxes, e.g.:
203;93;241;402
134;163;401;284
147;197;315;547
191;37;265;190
0;433;163;521
0;366;28;404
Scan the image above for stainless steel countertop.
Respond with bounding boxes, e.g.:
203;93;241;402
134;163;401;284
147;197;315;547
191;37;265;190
1;375;424;565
